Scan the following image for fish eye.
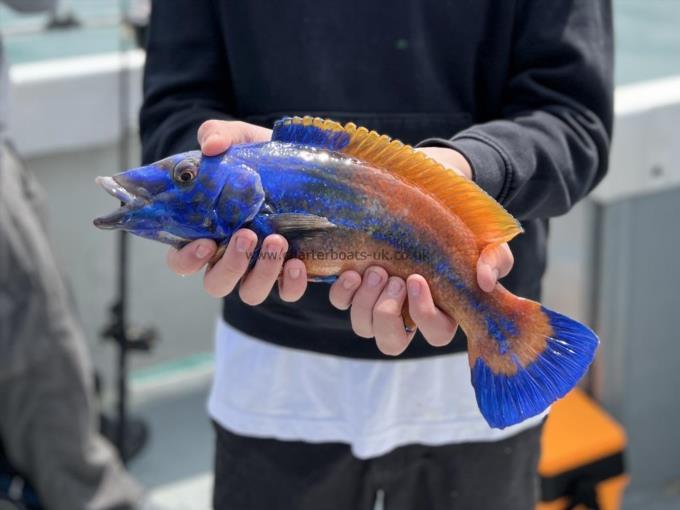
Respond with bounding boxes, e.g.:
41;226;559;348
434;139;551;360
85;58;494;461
173;160;198;184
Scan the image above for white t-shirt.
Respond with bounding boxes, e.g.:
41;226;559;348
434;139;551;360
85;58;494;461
208;319;546;460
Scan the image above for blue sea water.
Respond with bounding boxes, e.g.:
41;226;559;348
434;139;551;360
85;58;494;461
0;0;133;61
1;0;680;85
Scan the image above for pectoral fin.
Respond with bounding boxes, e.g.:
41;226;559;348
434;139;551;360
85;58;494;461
268;213;337;239
248;212;337;245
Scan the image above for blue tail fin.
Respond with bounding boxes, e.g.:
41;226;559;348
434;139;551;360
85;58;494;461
470;305;599;429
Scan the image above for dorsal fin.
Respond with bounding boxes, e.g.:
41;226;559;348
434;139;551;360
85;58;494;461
273;116;523;248
272;116;351;151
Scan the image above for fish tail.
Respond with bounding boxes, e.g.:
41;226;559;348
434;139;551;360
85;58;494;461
464;287;599;429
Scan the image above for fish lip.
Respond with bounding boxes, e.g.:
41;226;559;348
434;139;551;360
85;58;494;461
93;175;150;229
93;206;131;229
95;175;151;203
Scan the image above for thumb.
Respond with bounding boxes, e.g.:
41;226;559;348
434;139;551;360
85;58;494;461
476;243;514;293
197;120;272;156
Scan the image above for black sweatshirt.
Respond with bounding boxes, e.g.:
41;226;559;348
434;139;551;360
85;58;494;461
140;0;613;359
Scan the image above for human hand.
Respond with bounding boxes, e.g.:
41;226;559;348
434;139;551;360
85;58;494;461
328;147;514;355
166;120;308;303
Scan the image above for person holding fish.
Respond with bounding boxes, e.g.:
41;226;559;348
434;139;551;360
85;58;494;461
126;1;613;508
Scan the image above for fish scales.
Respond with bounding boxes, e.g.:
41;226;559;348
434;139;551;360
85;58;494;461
93;116;599;429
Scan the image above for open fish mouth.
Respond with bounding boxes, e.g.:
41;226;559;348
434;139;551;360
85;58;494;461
93;176;150;229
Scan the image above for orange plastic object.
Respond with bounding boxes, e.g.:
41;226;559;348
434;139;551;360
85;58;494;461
537;389;629;510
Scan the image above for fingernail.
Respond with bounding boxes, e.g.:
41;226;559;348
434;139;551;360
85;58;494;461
387;278;403;297
288;267;301;279
195;244;210;259
407;279;421;297
366;270;383;288
235;235;250;253
342;275;358;290
261;243;280;261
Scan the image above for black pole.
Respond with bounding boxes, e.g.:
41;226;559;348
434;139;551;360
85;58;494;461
99;2;156;464
114;232;129;456
114;5;131;456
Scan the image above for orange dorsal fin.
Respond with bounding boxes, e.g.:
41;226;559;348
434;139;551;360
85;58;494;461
272;116;523;248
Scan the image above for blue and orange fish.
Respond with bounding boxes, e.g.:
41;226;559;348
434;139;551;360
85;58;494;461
94;116;598;429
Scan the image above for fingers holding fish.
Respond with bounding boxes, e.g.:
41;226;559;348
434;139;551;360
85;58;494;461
349;266;388;338
406;274;458;347
490;242;514;278
238;234;288;305
197;120;273;157
372;277;415;356
278;258;308;302
166;239;218;276
328;271;362;310
203;229;257;298
476;242;514;293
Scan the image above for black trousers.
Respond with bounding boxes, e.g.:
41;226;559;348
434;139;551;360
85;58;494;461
213;422;543;510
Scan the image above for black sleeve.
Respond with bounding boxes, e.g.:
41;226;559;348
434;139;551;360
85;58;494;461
139;0;235;164
420;0;613;221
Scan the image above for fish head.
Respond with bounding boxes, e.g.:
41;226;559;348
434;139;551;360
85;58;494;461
93;150;265;247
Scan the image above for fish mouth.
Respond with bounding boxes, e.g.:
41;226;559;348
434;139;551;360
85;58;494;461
93;176;150;229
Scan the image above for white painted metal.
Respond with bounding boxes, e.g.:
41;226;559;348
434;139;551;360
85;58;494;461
9;52;680;202
8;50;144;157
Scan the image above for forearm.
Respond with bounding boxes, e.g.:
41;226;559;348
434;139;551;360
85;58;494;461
422;0;613;221
140;0;235;163
140;99;233;162
432;105;611;220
